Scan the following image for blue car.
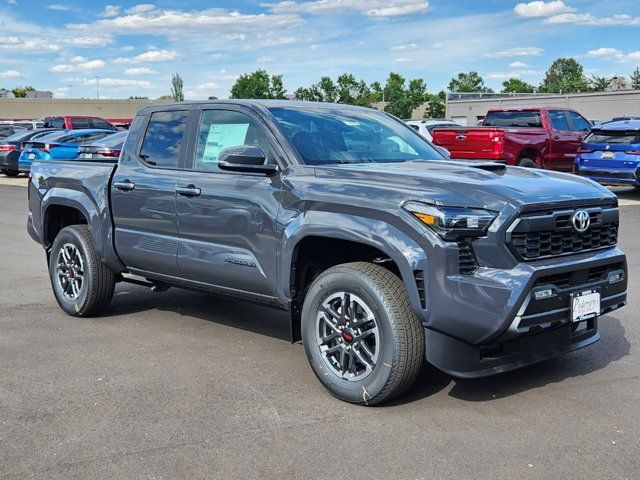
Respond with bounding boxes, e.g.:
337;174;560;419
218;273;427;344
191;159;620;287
18;129;115;172
575;120;640;188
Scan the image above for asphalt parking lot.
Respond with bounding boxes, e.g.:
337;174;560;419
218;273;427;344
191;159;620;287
1;179;639;479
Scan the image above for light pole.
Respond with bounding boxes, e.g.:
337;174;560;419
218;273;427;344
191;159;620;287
68;84;72;99
96;76;100;100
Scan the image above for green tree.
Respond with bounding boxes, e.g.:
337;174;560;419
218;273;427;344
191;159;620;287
589;75;613;92
11;86;36;98
447;71;493;93
630;67;640;89
370;81;383;102
380;73;430;118
425;91;446;118
171;73;184;102
539;58;590;93
230;70;287;99
501;78;535;94
336;74;372;107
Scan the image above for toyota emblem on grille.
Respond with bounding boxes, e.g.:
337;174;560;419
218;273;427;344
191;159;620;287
572;210;590;233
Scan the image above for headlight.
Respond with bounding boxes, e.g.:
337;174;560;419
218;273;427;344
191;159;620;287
403;201;497;240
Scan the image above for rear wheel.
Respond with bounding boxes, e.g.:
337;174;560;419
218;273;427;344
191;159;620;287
1;169;19;177
301;262;424;405
48;225;116;316
518;158;537;168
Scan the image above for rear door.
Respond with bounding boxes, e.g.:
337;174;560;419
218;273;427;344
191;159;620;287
111;110;190;277
175;106;281;297
547;110;578;171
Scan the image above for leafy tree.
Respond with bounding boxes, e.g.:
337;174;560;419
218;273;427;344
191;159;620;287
370;81;384;102
539;58;590;93
501;78;535;94
11;86;35;98
171;73;184;102
447;71;493;93
230;69;287;99
425;91;447;118
294;76;337;102
630;67;640;89
383;72;428;119
157;94;173;100
336;74;372;107
129;96;149;99
589;75;613;92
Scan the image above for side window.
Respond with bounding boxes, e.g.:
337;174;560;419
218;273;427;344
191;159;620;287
567;111;591;132
71;118;90;129
139;110;189;168
91;119;113;130
548;110;570;131
192;109;270;172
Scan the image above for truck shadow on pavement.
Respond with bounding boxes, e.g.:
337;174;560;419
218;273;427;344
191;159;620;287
109;286;630;406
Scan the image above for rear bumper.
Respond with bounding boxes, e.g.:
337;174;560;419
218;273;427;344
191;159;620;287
576;167;640;186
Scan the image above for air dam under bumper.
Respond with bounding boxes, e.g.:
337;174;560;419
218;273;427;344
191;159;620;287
425;252;627;378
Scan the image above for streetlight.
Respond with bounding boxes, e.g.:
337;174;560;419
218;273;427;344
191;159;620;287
96;76;100;100
68;84;72;99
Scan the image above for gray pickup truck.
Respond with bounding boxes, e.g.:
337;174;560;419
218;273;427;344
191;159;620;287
27;100;628;404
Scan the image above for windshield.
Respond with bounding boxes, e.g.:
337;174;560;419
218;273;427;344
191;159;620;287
269;106;444;165
585;131;640;144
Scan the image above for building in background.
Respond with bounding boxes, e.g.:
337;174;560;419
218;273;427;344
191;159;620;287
445;90;640;126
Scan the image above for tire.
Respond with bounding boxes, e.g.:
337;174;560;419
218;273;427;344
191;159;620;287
518;158;537;168
48;224;116;316
301;262;424;405
3;170;20;177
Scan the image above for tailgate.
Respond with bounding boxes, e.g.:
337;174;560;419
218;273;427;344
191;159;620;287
432;127;504;160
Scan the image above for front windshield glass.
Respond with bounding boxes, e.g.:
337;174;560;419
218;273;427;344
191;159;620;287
269;106;444;165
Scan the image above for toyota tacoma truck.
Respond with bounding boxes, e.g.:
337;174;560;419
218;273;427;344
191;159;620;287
27;101;627;405
432;107;592;171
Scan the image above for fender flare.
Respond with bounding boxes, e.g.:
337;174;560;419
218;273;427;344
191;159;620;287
278;210;430;318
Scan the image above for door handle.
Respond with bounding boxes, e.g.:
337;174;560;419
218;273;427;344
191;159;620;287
113;180;135;191
553;135;561;140
176;185;201;197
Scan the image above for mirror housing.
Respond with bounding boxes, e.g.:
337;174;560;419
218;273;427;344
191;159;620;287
218;146;278;175
435;145;451;159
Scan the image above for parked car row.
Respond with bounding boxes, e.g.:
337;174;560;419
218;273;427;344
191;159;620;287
0;126;126;176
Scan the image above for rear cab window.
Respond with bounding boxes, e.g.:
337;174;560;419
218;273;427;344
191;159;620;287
139;110;189;168
483;111;542;128
585;131;640;144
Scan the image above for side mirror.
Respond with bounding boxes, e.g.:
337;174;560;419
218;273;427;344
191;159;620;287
218;146;278;175
435;145;451;159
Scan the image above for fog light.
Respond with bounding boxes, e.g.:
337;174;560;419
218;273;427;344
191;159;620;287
534;289;555;300
609;273;624;284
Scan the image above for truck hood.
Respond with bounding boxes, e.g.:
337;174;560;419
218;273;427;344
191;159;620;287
313;160;616;212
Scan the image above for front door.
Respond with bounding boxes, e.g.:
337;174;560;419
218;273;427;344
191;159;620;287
111;110;190;277
176;107;281;297
547;110;579;171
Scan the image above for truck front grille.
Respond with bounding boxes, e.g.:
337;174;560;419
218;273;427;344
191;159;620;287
508;205;619;261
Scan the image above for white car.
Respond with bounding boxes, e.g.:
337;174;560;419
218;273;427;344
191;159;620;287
406;119;462;142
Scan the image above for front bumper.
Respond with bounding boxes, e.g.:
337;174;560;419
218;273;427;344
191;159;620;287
424;249;627;378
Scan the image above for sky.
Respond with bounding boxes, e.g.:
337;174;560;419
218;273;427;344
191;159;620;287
0;0;639;99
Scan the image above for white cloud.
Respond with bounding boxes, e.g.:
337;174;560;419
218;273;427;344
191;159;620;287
100;5;121;18
62;36;114;47
485;47;544;57
394;57;412;64
48;4;70;10
196;82;220;90
514;1;575;18
509;61;528;68
124;67;157;75
257;56;274;62
67;77;154;89
545;13;640;26
265;0;429;17
0;37;61;53
0;70;22;79
50;59;105;73
390;43;418;52
486;69;542;79
125;3;156;14
115;49;177;64
587;47;623;57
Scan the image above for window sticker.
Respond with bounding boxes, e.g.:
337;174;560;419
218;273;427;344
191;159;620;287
201;123;250;163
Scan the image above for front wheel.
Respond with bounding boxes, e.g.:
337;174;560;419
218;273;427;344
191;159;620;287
1;169;19;177
48;225;116;316
518;158;537;168
301;262;424;405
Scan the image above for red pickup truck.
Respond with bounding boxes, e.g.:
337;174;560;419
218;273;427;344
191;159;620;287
431;107;592;171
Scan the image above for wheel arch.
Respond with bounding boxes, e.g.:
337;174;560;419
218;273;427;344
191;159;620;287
280;211;429;341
